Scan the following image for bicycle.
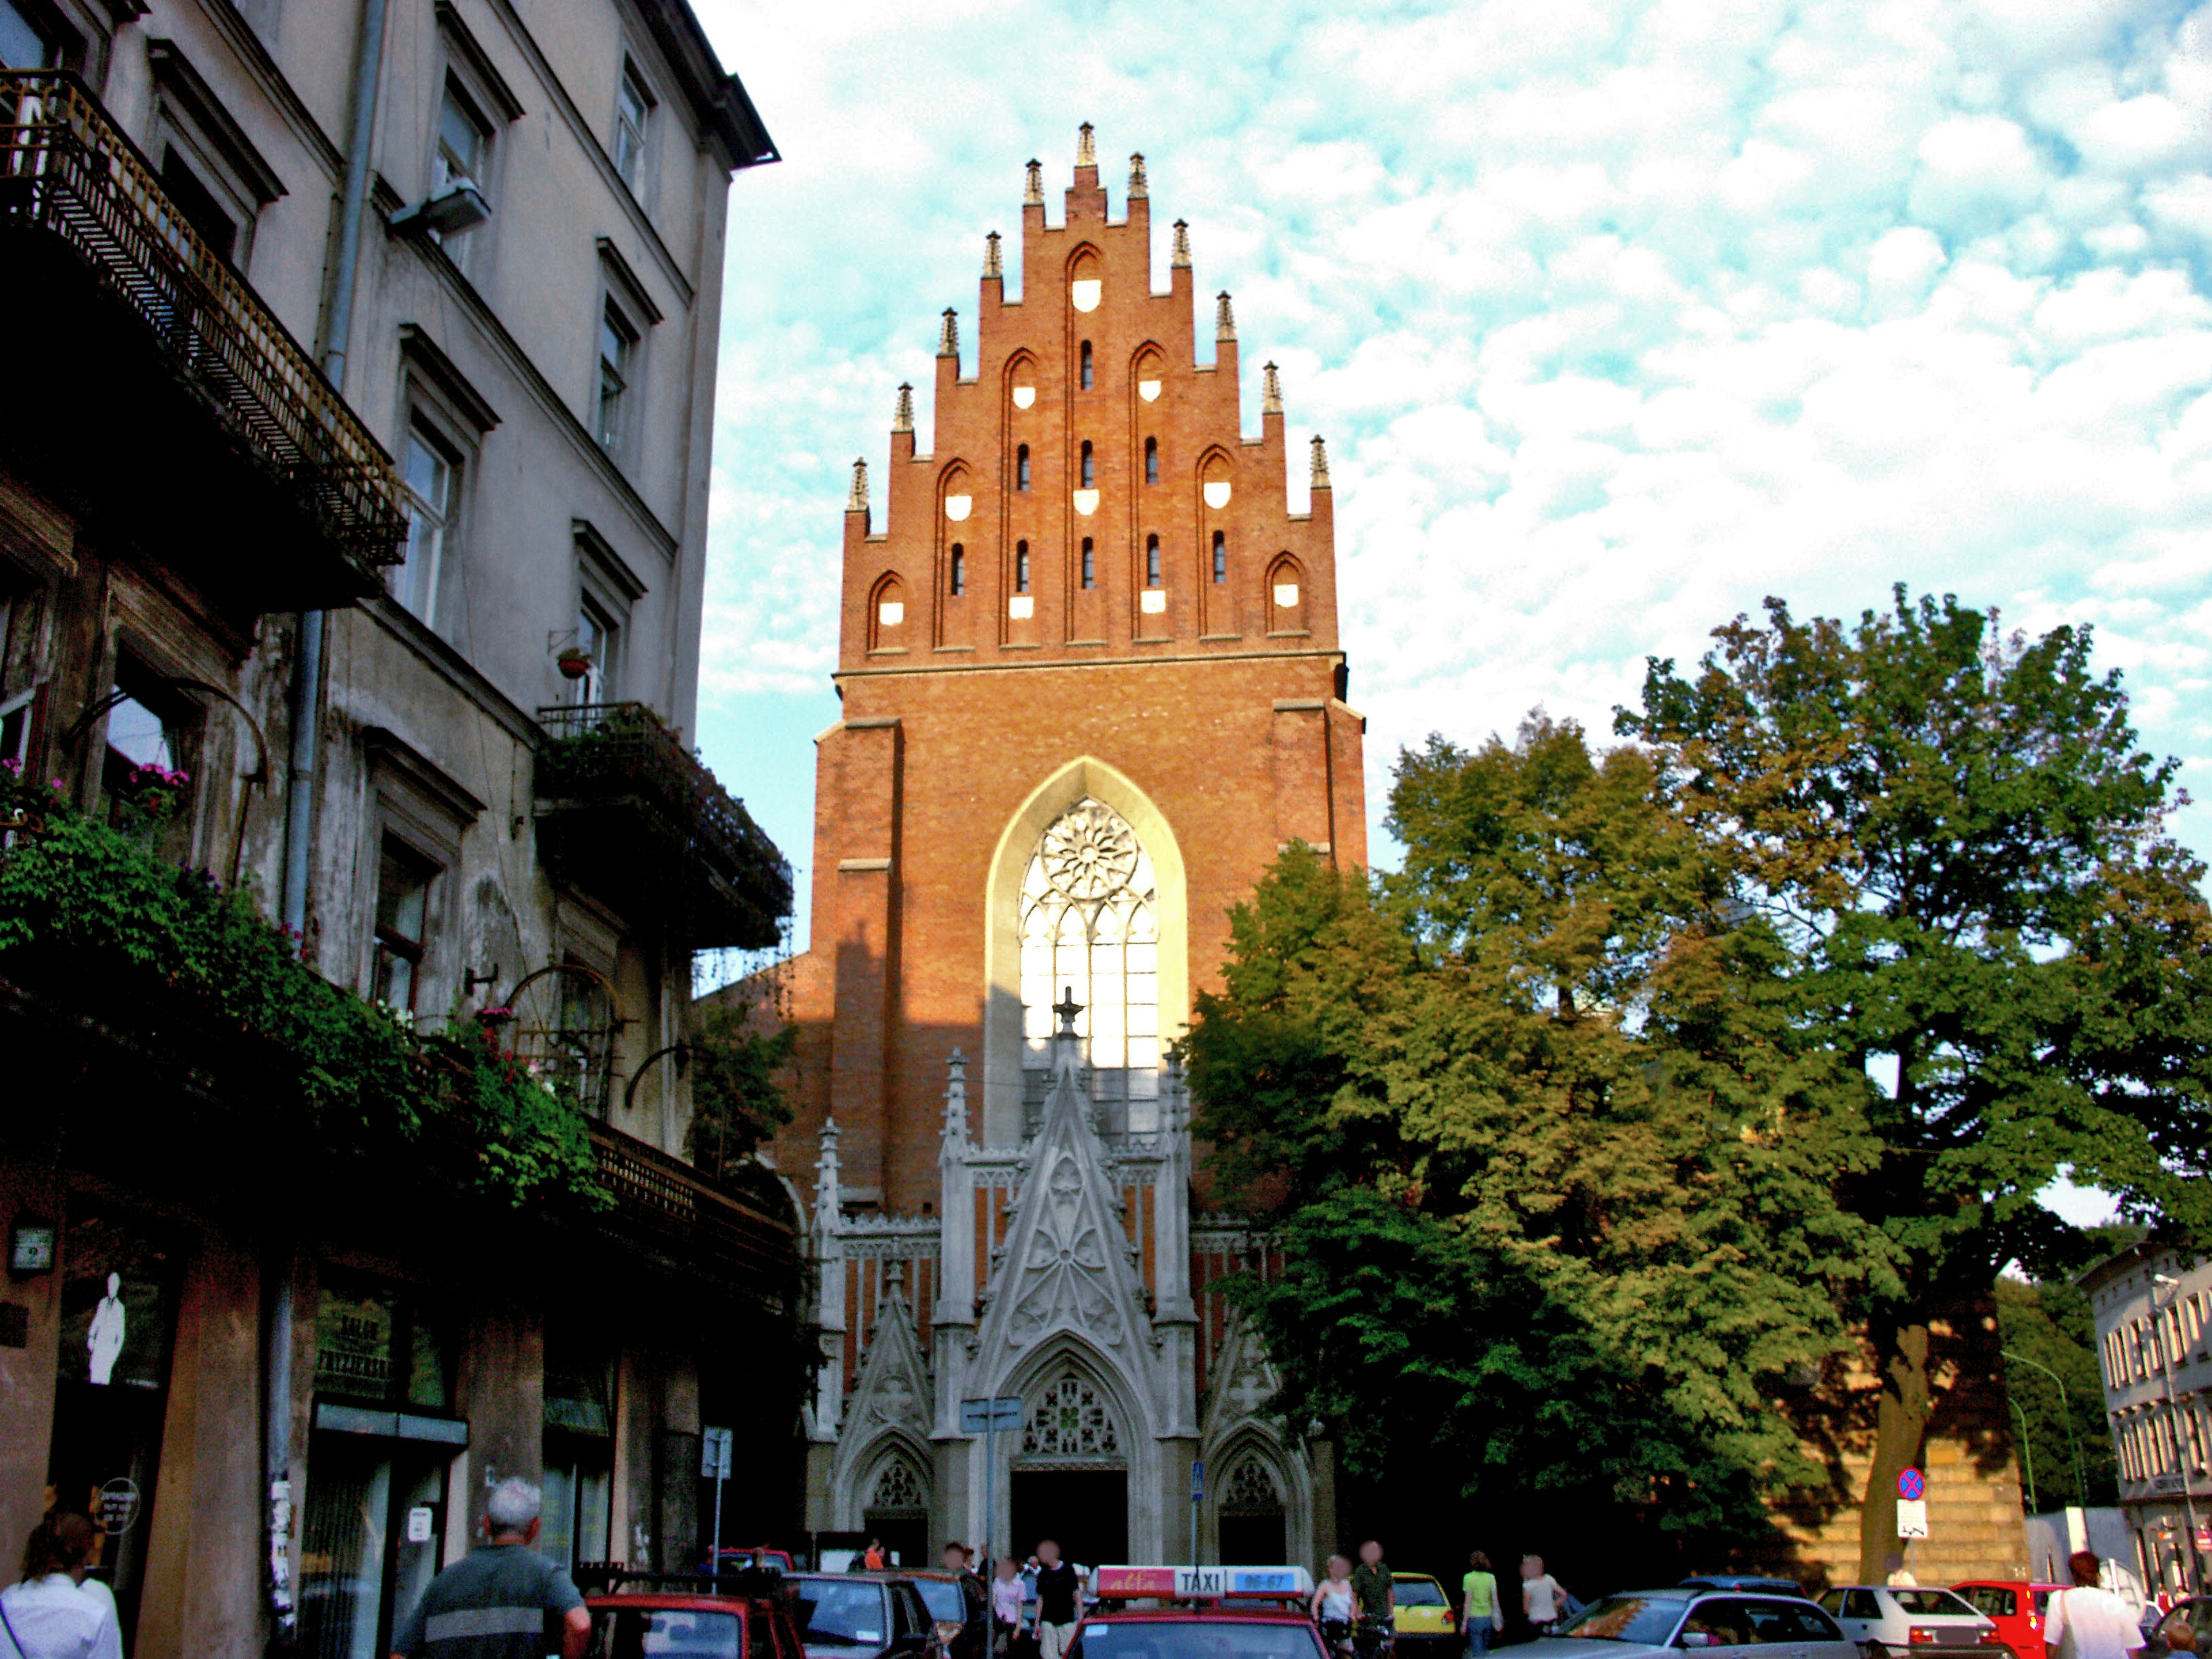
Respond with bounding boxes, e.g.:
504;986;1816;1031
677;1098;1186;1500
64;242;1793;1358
1353;1613;1396;1659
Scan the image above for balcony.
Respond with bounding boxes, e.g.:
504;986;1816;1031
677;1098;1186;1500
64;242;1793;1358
0;72;404;608
587;1122;797;1313
534;702;792;949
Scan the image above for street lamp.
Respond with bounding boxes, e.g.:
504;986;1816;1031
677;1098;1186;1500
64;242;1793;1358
2152;1273;2204;1596
2003;1348;2090;1506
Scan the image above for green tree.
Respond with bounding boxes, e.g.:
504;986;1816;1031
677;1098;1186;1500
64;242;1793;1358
1186;717;1881;1560
686;990;797;1180
1995;1273;2122;1511
1619;588;2212;1574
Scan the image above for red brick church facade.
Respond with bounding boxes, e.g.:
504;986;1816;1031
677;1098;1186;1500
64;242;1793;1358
764;127;1362;1566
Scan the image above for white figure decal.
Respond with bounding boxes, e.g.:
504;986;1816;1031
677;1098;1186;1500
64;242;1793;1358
88;1272;126;1385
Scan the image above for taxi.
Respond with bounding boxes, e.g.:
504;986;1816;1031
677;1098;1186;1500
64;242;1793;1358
1392;1574;1457;1653
1075;1566;1324;1659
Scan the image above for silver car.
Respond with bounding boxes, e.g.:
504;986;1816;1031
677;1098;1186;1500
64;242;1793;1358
1814;1587;2000;1657
1530;1589;1861;1659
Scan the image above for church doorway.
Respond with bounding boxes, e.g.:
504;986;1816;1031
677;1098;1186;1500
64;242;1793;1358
1216;1455;1287;1566
1010;1468;1127;1571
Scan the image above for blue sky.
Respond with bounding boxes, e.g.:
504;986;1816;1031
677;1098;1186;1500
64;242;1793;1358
684;0;2212;1225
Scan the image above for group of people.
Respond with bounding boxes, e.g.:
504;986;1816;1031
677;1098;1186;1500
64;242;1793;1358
914;1537;1088;1659
1310;1541;1574;1658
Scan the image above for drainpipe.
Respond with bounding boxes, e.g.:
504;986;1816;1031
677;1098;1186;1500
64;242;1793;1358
270;0;390;1642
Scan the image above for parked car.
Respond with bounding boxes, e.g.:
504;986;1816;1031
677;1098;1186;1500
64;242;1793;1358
1680;1578;1806;1598
786;1570;944;1659
1955;1581;2063;1659
1393;1573;1458;1652
585;1570;806;1659
2152;1597;2212;1654
1535;1588;1856;1659
705;1546;798;1575
906;1568;986;1659
1815;1586;2002;1657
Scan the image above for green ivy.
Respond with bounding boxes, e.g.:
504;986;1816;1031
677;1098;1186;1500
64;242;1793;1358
0;770;606;1210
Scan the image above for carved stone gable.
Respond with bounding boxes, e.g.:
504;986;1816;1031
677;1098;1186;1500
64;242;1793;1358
844;1276;932;1435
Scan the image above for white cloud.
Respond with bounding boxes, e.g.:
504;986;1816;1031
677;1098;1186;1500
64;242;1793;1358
687;0;2212;929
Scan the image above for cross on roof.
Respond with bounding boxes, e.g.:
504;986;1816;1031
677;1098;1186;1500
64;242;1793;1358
1052;986;1085;1035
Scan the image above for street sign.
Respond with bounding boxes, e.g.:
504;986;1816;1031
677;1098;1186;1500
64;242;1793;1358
1898;1468;1926;1502
1191;1459;1204;1502
702;1426;734;1480
1896;1498;1929;1539
960;1396;1023;1433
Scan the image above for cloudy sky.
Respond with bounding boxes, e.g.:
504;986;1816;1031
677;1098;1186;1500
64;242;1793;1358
685;0;2212;1001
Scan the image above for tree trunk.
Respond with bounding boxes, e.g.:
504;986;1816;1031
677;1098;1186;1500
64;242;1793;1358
1859;1320;1932;1582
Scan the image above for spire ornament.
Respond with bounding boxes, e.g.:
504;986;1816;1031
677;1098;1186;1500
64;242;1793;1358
892;383;914;433
1215;291;1236;343
1171;219;1191;268
984;230;1002;279
847;459;869;512
1262;361;1282;414
1076;122;1097;168
1310;435;1332;490
938;308;959;358
1128;153;1147;199
1025;159;1044;204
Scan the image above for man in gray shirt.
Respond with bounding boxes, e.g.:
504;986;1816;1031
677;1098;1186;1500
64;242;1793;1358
391;1477;589;1659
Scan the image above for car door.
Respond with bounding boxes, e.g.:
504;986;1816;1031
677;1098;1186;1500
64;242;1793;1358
1678;1596;1762;1659
1755;1598;1857;1659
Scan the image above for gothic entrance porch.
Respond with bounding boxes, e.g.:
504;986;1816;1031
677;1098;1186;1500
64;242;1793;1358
1010;1469;1127;1571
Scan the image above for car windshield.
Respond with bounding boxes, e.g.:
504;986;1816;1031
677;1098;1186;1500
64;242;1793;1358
1893;1592;1980;1619
1071;1619;1322;1659
1556;1597;1688;1644
919;1582;968;1623
793;1581;889;1647
589;1608;743;1658
1396;1583;1447;1609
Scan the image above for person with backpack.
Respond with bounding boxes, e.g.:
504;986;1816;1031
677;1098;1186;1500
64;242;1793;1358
0;1514;122;1659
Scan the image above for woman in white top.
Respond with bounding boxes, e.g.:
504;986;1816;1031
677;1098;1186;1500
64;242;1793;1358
1522;1556;1567;1635
1313;1556;1358;1652
0;1514;123;1659
2044;1551;2148;1659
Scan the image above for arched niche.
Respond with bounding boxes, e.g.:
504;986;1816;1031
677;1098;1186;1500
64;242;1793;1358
1266;552;1308;634
1006;349;1040;414
980;758;1188;1144
868;570;907;652
1068;244;1103;314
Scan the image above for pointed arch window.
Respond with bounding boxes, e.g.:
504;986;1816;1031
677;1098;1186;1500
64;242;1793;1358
1144;437;1158;485
1020;1371;1123;1464
1080;442;1095;490
1080;341;1094;391
1081;539;1095;589
1017;444;1031;491
1018;797;1160;1132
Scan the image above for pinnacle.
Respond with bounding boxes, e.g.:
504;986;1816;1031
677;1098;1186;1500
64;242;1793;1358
1024;158;1043;205
1076;122;1097;168
937;307;959;358
1171;219;1191;269
1215;291;1236;343
983;230;1002;279
1263;361;1282;414
892;383;914;433
1128;153;1147;199
847;457;868;512
1310;435;1332;490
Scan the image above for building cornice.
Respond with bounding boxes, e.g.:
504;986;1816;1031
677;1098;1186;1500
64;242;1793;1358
834;646;1348;682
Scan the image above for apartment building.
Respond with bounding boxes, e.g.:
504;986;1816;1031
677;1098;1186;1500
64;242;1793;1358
0;1;795;1653
2082;1243;2211;1601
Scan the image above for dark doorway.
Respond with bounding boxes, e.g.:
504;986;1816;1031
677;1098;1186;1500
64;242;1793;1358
865;1512;931;1570
1011;1468;1127;1570
1218;1512;1286;1565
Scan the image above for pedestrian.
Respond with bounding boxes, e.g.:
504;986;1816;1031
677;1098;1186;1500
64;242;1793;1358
388;1476;589;1659
864;1538;888;1571
2162;1628;2196;1656
1351;1539;1395;1637
1461;1552;1502;1659
1520;1556;1567;1638
992;1556;1025;1659
2044;1552;2149;1659
1312;1555;1357;1654
1031;1540;1084;1659
945;1542;988;1659
0;1513;122;1659
1884;1552;1918;1589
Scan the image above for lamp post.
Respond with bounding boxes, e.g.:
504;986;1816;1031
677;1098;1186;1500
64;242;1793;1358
2003;1348;2090;1506
2152;1273;2204;1596
2012;1397;2040;1514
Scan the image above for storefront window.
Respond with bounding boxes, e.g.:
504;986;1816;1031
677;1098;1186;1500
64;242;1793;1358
543;1324;614;1570
47;1198;177;1650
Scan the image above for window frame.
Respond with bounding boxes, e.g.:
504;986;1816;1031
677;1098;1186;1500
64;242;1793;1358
1080;440;1095;490
1015;541;1031;594
595;297;639;457
1144;435;1158;484
1212;531;1226;584
1145;534;1161;586
612;58;654;197
370;834;437;1015
949;544;965;597
1080;538;1094;589
392;413;461;627
1080;340;1094;390
1017;444;1031;491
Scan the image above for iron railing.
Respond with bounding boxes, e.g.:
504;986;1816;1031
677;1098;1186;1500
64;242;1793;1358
588;1121;796;1307
535;702;792;949
0;71;405;570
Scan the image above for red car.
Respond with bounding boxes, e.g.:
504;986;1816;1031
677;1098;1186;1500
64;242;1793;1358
1955;1581;2066;1659
586;1571;805;1659
1069;1603;1328;1659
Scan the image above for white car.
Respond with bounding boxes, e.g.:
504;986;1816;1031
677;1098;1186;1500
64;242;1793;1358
1815;1586;2002;1657
1532;1589;1861;1659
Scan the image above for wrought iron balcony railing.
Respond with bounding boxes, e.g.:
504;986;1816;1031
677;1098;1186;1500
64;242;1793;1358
588;1122;796;1310
0;71;405;587
535;702;793;950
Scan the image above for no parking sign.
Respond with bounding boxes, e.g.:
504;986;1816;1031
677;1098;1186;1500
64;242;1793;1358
1898;1468;1926;1501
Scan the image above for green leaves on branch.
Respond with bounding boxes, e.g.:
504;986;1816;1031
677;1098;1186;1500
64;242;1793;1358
0;772;604;1210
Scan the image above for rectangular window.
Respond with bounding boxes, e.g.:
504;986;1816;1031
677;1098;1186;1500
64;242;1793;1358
574;594;620;706
371;837;435;1013
159;146;237;262
0;1;54;68
1081;539;1094;589
1015;544;1031;594
393;421;455;624
100;666;194;842
949;546;965;596
434;81;487;195
613;63;650;193
596;301;637;454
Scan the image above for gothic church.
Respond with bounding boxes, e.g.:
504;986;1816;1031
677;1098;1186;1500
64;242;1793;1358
767;127;1364;1571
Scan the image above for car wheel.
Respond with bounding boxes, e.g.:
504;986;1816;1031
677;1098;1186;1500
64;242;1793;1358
1862;1645;1888;1659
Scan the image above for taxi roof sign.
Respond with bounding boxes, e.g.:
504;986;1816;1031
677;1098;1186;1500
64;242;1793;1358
1092;1567;1313;1600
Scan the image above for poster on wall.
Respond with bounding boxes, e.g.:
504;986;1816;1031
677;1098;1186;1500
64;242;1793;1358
56;1206;175;1392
